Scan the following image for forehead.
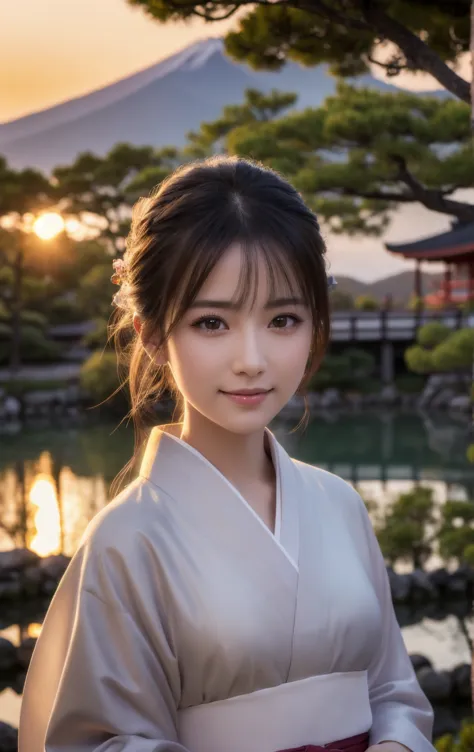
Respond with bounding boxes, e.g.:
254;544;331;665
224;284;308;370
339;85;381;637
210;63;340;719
196;242;302;305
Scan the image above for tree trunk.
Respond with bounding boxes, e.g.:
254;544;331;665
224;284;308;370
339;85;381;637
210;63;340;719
9;250;23;376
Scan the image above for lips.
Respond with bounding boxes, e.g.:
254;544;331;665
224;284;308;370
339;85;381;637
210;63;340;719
220;389;272;395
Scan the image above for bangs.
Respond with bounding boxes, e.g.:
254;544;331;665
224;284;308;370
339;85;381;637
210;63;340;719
164;232;316;337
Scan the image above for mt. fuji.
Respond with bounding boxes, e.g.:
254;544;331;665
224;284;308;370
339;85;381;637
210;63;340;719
0;38;442;173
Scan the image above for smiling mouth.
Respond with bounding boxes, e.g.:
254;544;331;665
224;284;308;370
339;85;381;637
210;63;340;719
220;389;273;395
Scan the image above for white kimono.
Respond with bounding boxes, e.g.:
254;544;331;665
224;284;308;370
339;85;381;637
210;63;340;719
19;426;434;752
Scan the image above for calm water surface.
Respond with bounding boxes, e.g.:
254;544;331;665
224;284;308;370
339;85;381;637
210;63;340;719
1;412;473;730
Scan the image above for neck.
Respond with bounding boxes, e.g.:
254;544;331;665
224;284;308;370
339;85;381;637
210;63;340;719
179;407;274;494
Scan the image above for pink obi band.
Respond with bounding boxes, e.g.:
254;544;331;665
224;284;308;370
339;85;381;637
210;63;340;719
278;731;370;752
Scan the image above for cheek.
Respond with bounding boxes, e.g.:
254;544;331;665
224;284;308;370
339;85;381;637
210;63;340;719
167;333;217;386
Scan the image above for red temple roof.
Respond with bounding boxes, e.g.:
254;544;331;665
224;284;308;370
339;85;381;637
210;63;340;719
385;221;474;261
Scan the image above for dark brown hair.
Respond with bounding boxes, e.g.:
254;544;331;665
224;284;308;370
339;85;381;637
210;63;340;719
110;156;330;491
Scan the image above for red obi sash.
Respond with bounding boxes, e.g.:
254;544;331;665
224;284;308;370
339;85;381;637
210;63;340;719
278;731;370;752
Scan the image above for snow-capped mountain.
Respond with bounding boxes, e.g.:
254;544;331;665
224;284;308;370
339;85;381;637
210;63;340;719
0;38;442;172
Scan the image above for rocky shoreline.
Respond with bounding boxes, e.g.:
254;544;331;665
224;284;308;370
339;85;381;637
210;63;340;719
0;371;471;431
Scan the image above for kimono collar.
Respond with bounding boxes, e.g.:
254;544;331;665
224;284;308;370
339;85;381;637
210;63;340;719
139;423;300;569
140;422;283;488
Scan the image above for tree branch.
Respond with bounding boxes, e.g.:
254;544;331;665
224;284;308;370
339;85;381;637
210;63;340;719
367;54;410;74
294;0;369;31
390;155;474;221
362;2;471;103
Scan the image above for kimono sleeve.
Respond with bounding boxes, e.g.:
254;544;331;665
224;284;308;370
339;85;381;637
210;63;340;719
356;497;435;752
18;543;189;752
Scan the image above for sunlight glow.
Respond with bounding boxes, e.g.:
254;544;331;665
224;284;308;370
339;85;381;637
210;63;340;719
29;475;61;556
33;212;65;240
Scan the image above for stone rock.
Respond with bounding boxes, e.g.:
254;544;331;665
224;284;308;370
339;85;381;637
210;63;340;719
429;388;457;410
22;565;44;596
0;722;18;752
411;569;438;601
17;637;37;670
0;548;40;574
39;554;70;582
428;568;450;590
0;638;17;672
409;654;432;672
345;393;363;410
431;706;459;739
0;579;22;600
449;394;471;412
305;392;321;410
319;389;341;409
446;570;468;596
417;667;452;702
451;663;471;700
387;568;412;603
379;385;399;404
2;396;21;419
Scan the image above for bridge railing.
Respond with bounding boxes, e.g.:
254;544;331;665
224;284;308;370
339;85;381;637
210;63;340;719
330;309;472;342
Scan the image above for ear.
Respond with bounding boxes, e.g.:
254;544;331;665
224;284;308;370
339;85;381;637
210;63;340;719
133;312;166;366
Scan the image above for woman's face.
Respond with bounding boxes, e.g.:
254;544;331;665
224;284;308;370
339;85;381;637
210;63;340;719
164;243;313;436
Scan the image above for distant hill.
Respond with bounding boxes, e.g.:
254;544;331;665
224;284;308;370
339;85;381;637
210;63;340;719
0;38;447;172
336;270;443;305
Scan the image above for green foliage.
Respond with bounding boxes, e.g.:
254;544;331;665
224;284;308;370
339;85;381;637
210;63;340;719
46;297;85;325
53;144;182;251
355;294;379;312
80;350;121;405
405;325;474;375
76;264;116;320
154;84;473;236
0;325;62;366
82;318;110;349
0;309;48;330
329;290;355;312
467;445;474;464
394;374;426;394
0;378;71;397
127;1;470;102
431;328;474;371
438;500;474;565
435;718;474;751
376;487;437;569
310;347;376;391
417;322;451;349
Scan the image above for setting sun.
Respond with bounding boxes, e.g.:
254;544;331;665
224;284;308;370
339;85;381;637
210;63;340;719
33;212;65;240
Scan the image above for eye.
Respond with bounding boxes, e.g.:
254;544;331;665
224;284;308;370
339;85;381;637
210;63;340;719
191;316;227;332
270;314;302;329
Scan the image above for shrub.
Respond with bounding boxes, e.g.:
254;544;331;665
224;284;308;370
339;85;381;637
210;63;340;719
80;350;121;405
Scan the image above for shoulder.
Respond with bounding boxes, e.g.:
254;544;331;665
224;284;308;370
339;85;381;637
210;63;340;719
68;477;172;598
291;457;369;521
79;477;158;548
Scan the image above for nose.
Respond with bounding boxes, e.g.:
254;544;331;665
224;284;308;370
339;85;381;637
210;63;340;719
231;326;267;377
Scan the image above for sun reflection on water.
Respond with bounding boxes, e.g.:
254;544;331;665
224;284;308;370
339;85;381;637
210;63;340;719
29;475;61;557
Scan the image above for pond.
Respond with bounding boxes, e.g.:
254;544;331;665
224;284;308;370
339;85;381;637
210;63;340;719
1;411;473;734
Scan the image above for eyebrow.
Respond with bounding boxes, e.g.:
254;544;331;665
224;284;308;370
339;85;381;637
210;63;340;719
189;297;306;310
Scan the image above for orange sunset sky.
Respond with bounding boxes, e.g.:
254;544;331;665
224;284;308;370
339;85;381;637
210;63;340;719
1;0;471;280
1;0;470;123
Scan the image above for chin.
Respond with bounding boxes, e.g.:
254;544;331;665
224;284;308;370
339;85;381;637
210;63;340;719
213;407;281;436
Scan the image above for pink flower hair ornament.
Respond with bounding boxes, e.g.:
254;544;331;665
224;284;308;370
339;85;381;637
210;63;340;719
111;258;131;310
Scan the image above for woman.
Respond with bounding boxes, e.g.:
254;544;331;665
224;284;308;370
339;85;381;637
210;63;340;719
19;157;434;752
